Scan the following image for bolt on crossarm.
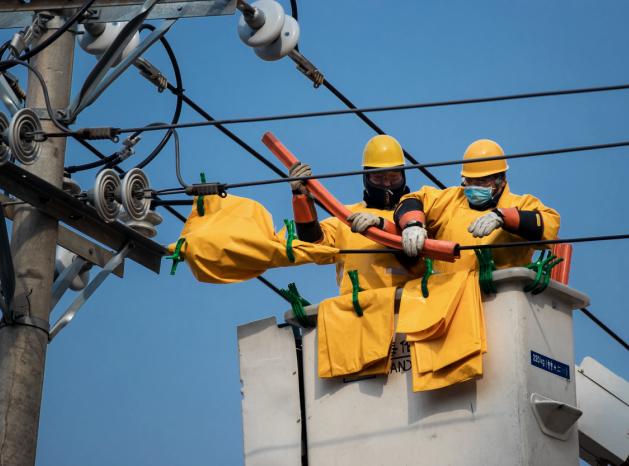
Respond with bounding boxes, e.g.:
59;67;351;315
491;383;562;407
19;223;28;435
0;12;75;466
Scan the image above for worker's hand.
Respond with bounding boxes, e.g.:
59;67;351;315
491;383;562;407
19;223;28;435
402;225;428;257
468;211;504;238
288;162;312;195
347;212;381;233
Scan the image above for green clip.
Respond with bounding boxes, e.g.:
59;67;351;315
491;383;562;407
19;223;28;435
279;282;311;327
166;237;186;276
347;270;364;317
421;257;433;298
284;219;296;263
524;250;564;295
474;248;497;294
197;172;207;216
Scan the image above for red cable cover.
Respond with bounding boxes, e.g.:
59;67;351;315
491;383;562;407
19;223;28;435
262;132;459;262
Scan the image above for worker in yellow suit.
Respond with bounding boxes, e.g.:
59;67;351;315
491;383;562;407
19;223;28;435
394;139;560;272
393;138;560;391
289;135;421;294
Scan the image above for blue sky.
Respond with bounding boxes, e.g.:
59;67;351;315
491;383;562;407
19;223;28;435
1;1;627;464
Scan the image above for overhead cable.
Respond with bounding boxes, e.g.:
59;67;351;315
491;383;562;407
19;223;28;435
150;138;629;196
336;232;629;255
578;308;628;352
43;80;629;141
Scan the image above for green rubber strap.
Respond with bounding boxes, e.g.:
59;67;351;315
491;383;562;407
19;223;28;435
279;282;311;327
166;237;186;276
532;256;564;295
197;172;206;216
475;248;497;294
347;270;364;317
421;257;433;298
284;219;296;263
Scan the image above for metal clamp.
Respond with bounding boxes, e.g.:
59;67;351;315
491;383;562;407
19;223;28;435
49;243;132;341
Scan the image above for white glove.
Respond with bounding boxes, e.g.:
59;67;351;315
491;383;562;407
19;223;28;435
402;225;428;257
468;211;504;238
347;212;381;233
288;162;312;194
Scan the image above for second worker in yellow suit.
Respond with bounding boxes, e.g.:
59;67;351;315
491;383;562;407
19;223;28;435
394;138;560;270
289;135;421;294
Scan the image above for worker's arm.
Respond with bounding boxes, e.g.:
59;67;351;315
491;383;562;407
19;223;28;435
394;194;428;257
497;197;560;241
469;201;560;241
292;193;323;242
288;162;324;242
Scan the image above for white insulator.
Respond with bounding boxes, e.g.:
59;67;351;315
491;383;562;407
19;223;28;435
0;112;11;165
119;209;162;238
119;168;150;222
55;246;90;292
78;22;140;66
254;15;300;62
87;169;121;223
238;0;285;48
8;108;42;165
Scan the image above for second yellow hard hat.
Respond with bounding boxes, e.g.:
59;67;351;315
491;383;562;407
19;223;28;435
461;139;508;178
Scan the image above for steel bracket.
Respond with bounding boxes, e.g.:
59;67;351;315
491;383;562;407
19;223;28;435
50;255;89;309
49;243;131;341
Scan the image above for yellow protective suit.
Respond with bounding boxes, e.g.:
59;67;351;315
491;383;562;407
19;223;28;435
318;202;421;295
400;184;560;273
399;271;486;391
168;194;339;284
317;286;396;378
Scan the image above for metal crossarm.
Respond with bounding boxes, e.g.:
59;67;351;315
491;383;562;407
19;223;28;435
0;162;166;273
0;1;236;29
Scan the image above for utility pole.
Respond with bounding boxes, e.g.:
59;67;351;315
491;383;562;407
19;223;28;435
0;11;75;466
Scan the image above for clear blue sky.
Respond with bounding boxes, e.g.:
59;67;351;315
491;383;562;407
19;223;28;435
1;1;627;464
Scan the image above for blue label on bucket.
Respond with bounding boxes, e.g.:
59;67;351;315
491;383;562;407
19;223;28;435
531;351;570;380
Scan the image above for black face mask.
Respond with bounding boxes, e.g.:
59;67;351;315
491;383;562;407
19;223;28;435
362;171;409;210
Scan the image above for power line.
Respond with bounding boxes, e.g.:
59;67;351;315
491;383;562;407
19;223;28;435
42;80;629;140
578;308;628;352
336;232;629;254
151;137;629;196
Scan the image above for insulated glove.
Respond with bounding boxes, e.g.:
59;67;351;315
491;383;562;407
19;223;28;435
347;212;381;233
402;225;428;257
288;162;312;195
468;211;504;238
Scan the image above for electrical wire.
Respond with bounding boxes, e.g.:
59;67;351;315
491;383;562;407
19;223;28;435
287;0;441;187
65;24;184;174
43;80;629;140
578;308;628;351
150;138;629;196
335;233;629;255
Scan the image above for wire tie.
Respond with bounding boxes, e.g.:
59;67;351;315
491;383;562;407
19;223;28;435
197;172;206;216
278;282;311;327
421;257;433;298
165;237;186;276
347;270;364;317
284;219;296;263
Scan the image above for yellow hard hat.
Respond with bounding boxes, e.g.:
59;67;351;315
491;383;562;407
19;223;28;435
362;135;405;168
461;139;509;177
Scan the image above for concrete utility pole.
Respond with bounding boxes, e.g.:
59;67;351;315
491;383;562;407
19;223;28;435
0;12;75;466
